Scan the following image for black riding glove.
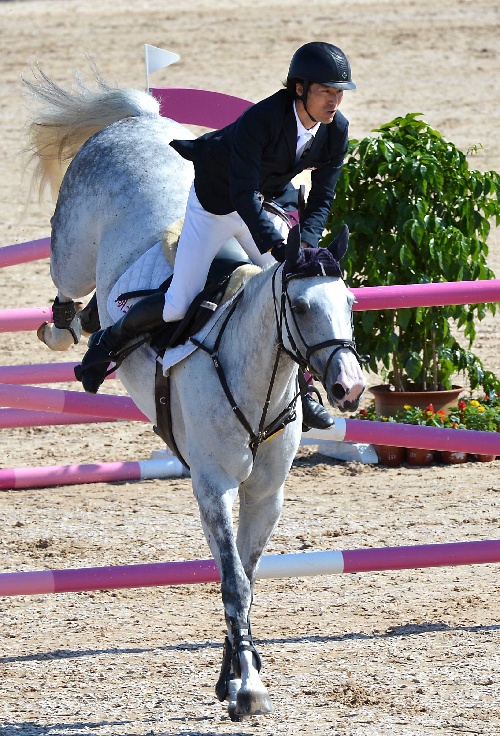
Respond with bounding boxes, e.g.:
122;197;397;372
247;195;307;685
270;243;286;263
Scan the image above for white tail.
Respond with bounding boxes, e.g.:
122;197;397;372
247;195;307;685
23;61;160;201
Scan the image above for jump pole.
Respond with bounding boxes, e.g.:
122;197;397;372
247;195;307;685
1;383;498;455
5;279;500;333
0;306;53;332
0;455;187;491
0;540;498;597
0;362;115;384
0;237;50;268
0;408;119;429
0;383;147;422
306;418;500;457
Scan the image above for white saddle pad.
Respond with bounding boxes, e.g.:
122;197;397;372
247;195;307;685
107;241;243;373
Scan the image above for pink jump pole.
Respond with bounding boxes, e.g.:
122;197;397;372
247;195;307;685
295;418;500;456
352;279;500;311
0;409;119;429
6;280;500;333
0;540;498;597
0;453;186;491
0;383;147;422
0;306;53;332
0;237;51;268
1;384;499;453
0;362;116;384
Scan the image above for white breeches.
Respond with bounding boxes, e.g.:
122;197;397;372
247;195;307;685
162;184;290;322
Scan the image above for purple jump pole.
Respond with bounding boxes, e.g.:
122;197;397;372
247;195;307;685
0;362;116;384
150;87;252;129
0;409;118;429
341;540;500;573
0;237;51;268
0;383;147;422
0;540;498;597
0;461;141;490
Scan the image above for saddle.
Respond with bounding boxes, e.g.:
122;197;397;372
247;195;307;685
155;219;259;353
82;219;261;355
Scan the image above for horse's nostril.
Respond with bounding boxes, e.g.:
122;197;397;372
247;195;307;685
331;383;346;400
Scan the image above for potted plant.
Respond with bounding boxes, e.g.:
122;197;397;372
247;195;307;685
322;113;500;412
356;395;499;466
446;395;500;462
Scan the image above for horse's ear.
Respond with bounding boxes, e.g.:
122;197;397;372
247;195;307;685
285;224;302;269
327;224;349;262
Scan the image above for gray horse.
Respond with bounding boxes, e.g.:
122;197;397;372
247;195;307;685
24;68;366;719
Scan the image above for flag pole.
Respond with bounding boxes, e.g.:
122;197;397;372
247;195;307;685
144;45;150;93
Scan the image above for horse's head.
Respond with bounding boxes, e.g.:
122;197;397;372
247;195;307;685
280;225;366;413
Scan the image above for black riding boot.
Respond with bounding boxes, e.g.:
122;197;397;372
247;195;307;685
299;371;334;431
74;292;165;394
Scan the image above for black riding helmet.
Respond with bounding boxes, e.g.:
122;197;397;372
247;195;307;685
288;41;356;91
287;42;356;124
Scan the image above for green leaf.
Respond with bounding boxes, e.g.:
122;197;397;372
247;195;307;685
323;111;500;391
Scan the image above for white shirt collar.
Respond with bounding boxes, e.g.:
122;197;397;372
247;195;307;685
293;100;320;140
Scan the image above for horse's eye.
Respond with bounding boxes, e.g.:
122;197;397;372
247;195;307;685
292;297;309;316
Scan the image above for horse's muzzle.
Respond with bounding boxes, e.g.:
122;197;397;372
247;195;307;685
327;361;366;413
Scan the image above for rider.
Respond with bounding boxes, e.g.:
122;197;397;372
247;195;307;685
76;41;356;429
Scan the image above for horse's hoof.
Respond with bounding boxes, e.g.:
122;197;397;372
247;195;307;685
226;676;247;721
37;322;79;351
235;689;273;717
227;703;248;722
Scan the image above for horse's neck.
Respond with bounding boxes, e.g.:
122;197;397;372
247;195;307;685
219;267;297;414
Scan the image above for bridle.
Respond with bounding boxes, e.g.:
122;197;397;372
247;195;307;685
272;264;365;387
191;261;364;459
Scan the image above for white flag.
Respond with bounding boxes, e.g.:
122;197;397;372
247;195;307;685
145;44;180;76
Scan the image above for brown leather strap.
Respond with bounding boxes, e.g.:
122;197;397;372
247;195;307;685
154;361;190;470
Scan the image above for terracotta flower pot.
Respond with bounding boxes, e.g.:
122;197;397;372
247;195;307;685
374;444;405;467
406;447;435;466
440;450;468;464
370;384;464;418
470;453;497;462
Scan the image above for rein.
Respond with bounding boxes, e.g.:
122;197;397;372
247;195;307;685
190;261;364;459
191;285;299;458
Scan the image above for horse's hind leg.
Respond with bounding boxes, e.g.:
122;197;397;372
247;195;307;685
38;193;100;351
37;291;84;351
192;468;272;720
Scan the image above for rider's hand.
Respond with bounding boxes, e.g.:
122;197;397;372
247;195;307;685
270;242;286;263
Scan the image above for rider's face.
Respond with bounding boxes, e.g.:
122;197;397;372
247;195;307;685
296;82;344;126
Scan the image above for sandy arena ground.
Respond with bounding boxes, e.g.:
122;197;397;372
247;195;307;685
0;1;499;734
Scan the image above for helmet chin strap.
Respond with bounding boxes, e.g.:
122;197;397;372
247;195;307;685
298;81;318;125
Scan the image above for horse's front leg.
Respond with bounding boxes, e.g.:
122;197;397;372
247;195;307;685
192;468;272;720
217;480;285;720
229;480;285;714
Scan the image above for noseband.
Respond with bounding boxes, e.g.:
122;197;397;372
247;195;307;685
272;265;365;388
